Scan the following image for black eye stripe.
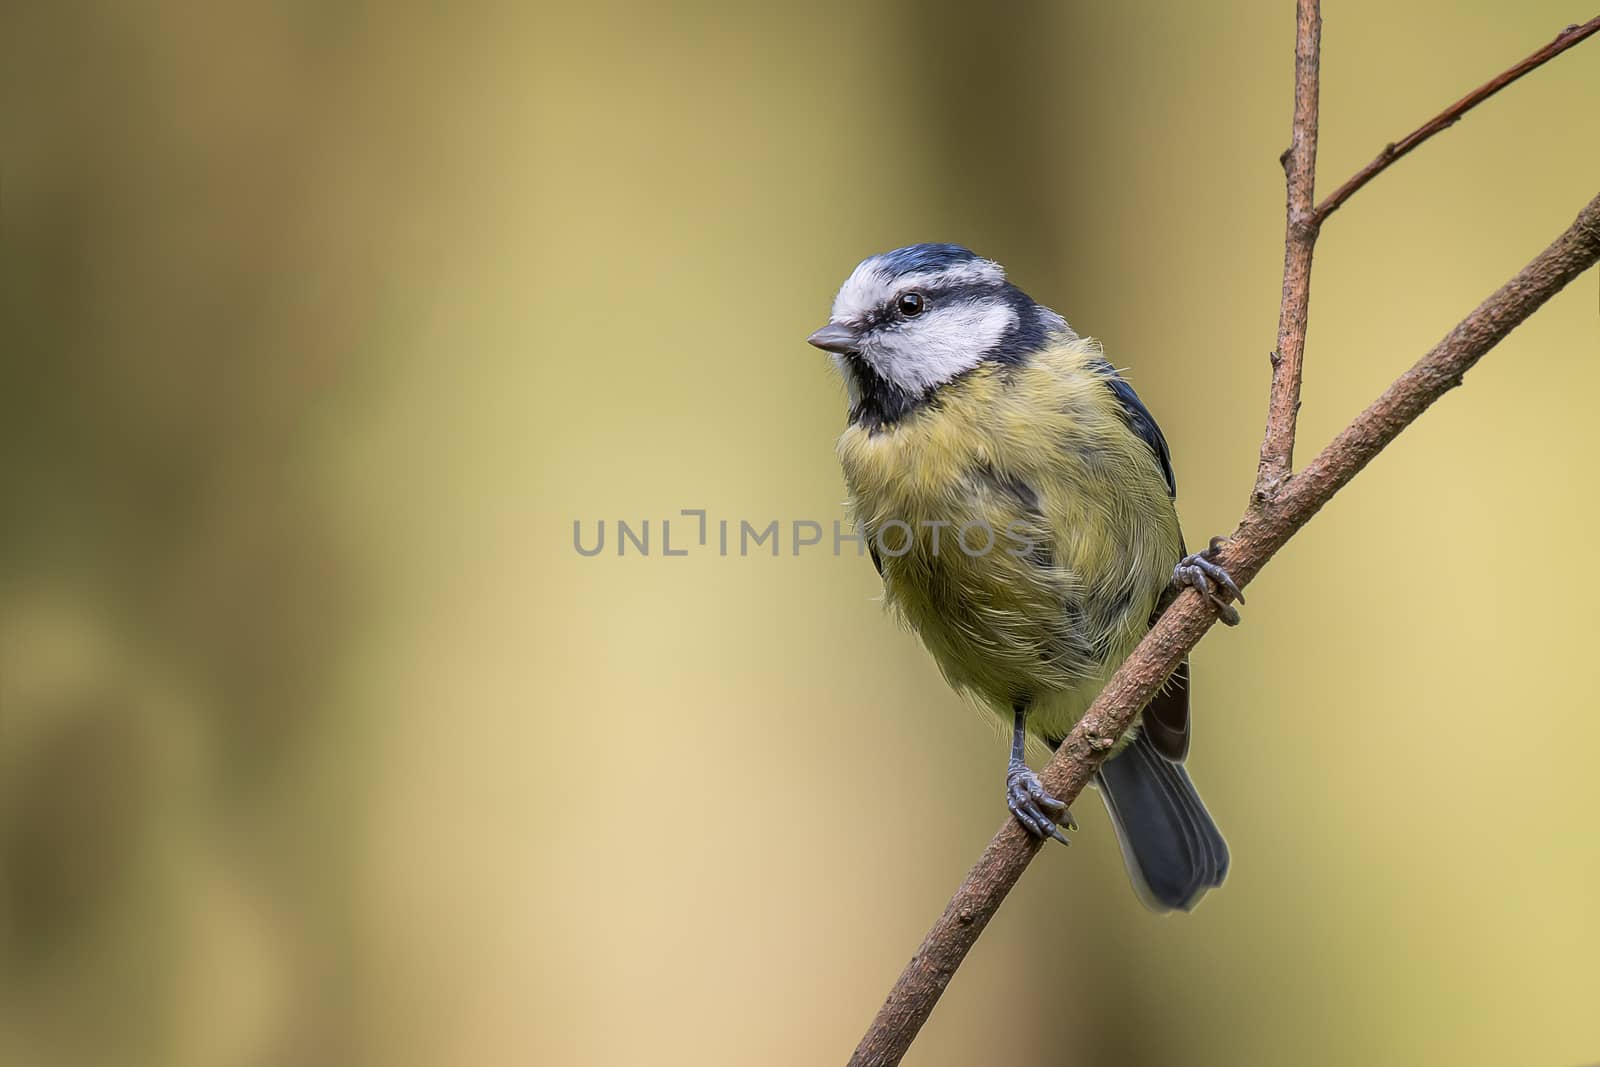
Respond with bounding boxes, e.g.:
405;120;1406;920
899;281;998;307
860;281;1006;331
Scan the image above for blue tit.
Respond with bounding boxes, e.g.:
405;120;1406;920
808;243;1242;912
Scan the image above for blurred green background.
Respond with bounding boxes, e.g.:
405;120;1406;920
3;2;1597;1065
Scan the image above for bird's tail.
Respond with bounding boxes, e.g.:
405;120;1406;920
1094;729;1229;912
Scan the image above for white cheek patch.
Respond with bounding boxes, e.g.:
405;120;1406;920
865;301;1019;394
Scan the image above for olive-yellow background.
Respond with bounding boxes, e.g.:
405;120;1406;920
3;2;1597;1065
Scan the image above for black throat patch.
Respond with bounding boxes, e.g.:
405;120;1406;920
842;352;938;433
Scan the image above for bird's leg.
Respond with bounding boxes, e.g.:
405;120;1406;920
1005;703;1074;845
1171;535;1246;626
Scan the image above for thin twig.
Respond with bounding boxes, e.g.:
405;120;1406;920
1314;16;1600;225
1257;0;1324;497
847;3;1600;1061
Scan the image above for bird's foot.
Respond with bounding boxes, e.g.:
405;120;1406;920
1006;760;1075;845
1173;536;1245;626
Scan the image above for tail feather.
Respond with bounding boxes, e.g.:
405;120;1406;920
1095;730;1228;912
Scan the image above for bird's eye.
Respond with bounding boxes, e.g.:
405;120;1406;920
896;292;926;317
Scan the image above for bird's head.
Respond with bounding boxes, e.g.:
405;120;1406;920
808;244;1069;421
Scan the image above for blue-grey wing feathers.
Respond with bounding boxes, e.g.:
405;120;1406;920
1098;362;1177;498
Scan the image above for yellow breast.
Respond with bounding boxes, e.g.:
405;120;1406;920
836;336;1182;737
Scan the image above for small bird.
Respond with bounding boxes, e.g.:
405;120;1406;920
809;244;1241;911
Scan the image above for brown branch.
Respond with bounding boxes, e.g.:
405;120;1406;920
848;4;1600;1062
1256;0;1323;495
1314;15;1600;225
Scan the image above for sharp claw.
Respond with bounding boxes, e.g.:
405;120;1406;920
1175;538;1245;622
1199;539;1245;601
1007;765;1073;842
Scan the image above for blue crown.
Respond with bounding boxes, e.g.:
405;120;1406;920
872;243;981;278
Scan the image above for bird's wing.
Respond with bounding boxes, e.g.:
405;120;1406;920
1100;362;1189;761
1098;361;1177;498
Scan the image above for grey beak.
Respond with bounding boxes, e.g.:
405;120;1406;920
807;322;861;355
